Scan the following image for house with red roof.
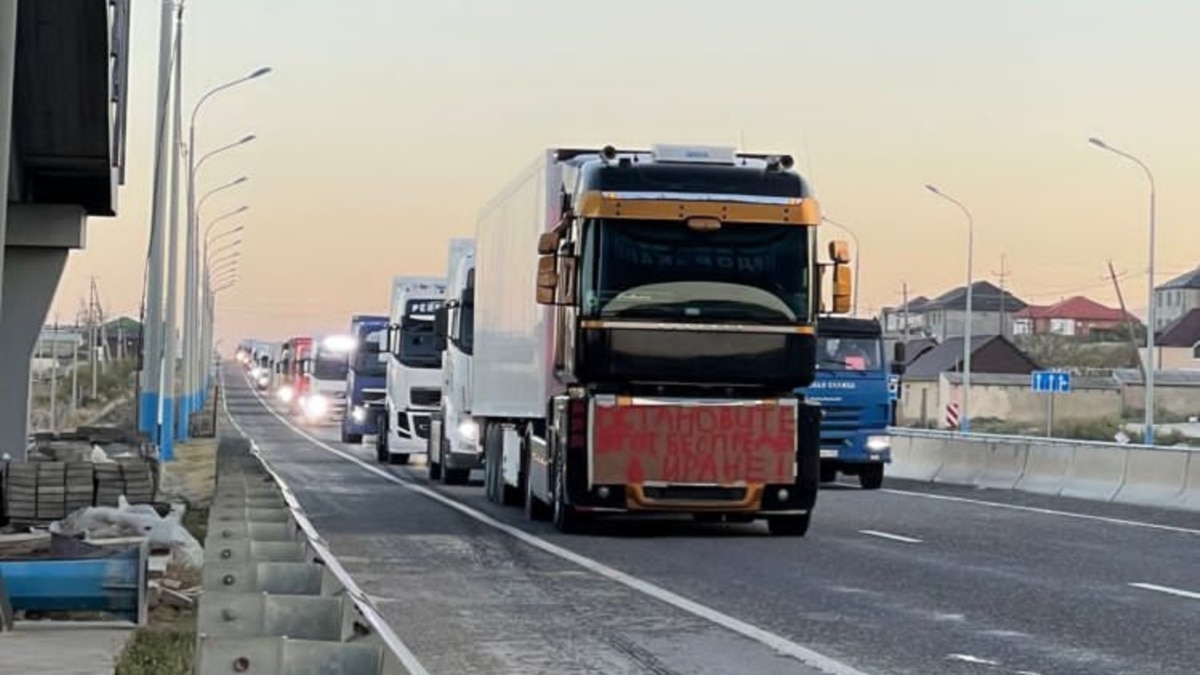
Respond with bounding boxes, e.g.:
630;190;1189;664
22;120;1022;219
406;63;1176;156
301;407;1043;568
1012;295;1137;339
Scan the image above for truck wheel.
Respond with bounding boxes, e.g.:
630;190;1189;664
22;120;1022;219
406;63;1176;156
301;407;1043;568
859;464;884;490
552;462;587;534
375;416;389;463
429;457;442;481
344;431;362;445
389;453;410;466
483;424;502;504
767;513;811;537
820;464;837;483
525;472;552;522
444;468;470;485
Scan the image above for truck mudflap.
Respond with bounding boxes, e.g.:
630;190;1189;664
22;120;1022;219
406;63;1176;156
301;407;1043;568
584;396;819;514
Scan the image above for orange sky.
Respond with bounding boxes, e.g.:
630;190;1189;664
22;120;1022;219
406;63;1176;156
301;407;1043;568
49;0;1200;344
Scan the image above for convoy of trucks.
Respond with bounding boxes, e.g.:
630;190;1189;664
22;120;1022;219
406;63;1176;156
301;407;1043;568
238;142;873;538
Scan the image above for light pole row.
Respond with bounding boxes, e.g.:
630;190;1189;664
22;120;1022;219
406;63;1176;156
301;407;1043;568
919;137;1156;443
135;0;270;458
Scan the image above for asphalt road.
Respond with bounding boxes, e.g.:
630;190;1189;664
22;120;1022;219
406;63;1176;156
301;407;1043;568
223;370;1200;675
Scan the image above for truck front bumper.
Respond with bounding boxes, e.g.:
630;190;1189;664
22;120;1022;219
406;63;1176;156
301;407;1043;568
820;431;892;464
345;404;380;435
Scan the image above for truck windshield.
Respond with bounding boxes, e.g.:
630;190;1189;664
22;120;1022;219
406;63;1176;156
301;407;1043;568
313;353;349;380
354;330;387;377
583;219;809;323
816;336;882;371
398;319;440;368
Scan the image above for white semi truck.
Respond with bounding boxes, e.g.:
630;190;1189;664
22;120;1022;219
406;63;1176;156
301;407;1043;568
377;276;447;465
471;144;843;535
428;238;476;485
299;334;355;425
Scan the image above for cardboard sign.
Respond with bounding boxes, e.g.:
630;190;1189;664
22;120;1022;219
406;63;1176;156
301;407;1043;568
591;402;797;486
844;355;866;370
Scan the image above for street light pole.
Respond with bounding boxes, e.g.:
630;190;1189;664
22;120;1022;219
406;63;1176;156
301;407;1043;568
182;131;257;433
1089;136;1157;445
925;184;975;434
821;216;862;316
160;0;185;458
138;0;176;441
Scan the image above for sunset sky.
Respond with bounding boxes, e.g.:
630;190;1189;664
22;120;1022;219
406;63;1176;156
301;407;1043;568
49;0;1200;344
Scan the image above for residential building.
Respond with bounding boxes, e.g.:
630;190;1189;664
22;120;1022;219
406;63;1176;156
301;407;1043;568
1012;295;1138;339
1153;266;1200;332
1149;308;1200;370
880;296;930;337
903;335;1040;380
894;281;1027;341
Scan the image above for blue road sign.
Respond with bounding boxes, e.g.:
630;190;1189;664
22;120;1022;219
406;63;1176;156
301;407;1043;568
1031;370;1071;394
888;375;900;402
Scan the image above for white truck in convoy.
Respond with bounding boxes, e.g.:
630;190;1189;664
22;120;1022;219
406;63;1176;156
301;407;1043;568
470;144;838;535
299;334;355;425
376;276;447;465
428;239;476;484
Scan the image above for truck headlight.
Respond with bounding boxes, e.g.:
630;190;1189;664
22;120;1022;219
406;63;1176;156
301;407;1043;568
277;385;294;403
866;435;891;453
457;419;479;442
351;406;367;423
305;395;329;416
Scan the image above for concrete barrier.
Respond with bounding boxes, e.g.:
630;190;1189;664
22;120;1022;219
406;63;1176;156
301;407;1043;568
194;438;428;675
1112;448;1188;508
1059;445;1127;502
890;428;1200;514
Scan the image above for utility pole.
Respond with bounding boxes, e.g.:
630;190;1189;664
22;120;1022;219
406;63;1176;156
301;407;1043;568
901;282;910;339
993;254;1011;338
71;324;79;420
90;277;99;400
49;318;59;433
1108;260;1146;384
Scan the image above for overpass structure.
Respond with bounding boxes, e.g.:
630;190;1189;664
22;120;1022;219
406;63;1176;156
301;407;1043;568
0;0;131;459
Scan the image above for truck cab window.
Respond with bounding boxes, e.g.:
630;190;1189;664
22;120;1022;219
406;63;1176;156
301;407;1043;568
817;337;882;371
399;318;441;368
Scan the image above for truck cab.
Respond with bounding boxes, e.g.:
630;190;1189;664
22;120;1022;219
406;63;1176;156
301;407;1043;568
429;239;476;484
377;278;447;465
299;334;354;425
800;317;903;489
342;315;389;444
276;336;313;412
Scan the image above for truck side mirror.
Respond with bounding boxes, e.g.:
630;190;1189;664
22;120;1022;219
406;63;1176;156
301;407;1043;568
537;231;559;255
830;264;852;315
536;255;558;305
433;306;449;351
890;342;907;375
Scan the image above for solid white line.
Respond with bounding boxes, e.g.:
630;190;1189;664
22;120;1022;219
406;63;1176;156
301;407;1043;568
233;373;873;675
880;488;1200;537
1129;582;1200;601
859;529;922;544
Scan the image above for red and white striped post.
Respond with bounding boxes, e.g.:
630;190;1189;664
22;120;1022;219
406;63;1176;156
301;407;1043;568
945;402;961;430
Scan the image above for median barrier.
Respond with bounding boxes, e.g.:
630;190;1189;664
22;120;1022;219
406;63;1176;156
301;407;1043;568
1012;441;1071;496
932;437;990;486
975;440;1028;490
891;428;1200;514
195;437;426;675
1058;445;1126;502
1111;447;1188;508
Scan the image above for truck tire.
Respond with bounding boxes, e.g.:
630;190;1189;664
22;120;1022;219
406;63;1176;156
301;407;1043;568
859;464;884;490
428;456;442;481
767;513;811;537
820;464;837;483
483;423;502;504
389;453;410;466
375;414;389;464
343;429;362;445
551;461;587;534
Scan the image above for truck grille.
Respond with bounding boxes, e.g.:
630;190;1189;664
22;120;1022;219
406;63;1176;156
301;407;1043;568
642;486;747;502
410;388;440;407
361;390;386;404
819;405;862;446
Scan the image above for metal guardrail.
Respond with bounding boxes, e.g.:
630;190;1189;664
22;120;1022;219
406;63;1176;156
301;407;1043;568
195;438;428;675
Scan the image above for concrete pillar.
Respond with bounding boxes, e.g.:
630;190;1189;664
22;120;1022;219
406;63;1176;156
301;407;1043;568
0;204;85;459
0;0;20;318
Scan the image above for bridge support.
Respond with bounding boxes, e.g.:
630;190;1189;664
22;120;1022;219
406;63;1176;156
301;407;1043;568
0;204;85;459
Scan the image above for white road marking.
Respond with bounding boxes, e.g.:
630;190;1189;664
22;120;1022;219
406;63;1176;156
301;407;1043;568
946;653;1000;666
1128;582;1200;600
232;373;874;675
858;529;922;544
880;488;1200;537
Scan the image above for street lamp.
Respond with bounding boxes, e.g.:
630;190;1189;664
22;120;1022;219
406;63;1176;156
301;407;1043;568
925;183;976;434
202;206;249;242
196;176;247;218
1089;136;1157;445
821;215;861;315
206;240;242;267
208;253;241;275
207;225;243;247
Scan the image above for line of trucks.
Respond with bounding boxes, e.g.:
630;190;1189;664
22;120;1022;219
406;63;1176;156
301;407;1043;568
236;144;905;536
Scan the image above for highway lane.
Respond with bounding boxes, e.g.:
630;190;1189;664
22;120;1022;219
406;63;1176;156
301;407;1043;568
224;370;1200;675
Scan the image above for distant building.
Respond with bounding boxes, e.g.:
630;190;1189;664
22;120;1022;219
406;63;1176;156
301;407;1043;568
880;296;930;337
1150;308;1200;370
1153;266;1200;332
1012;295;1137;339
903;334;1040;380
883;282;1027;341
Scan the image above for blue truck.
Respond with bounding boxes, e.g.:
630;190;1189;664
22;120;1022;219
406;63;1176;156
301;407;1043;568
341;314;389;444
799;316;905;489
